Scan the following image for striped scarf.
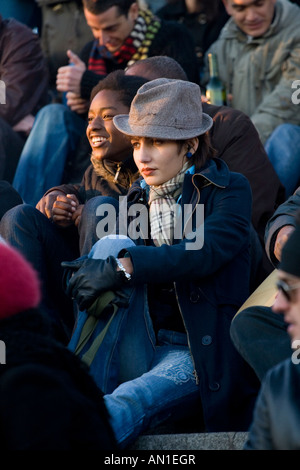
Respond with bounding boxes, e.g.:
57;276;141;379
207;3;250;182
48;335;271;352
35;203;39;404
88;9;161;75
148;162;190;247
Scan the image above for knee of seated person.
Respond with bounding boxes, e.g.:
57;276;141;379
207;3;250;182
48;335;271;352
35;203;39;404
81;196;119;231
35;103;72;122
230;307;254;345
231;305;270;342
0;203;38;234
82;196;119;218
89;234;135;260
270;123;300;140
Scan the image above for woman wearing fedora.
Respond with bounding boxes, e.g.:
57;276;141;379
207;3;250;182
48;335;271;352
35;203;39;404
62;78;260;448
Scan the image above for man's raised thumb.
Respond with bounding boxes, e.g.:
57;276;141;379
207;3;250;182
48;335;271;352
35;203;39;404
67;49;81;65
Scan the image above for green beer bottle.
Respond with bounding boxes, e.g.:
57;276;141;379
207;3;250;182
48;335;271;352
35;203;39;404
206;53;226;106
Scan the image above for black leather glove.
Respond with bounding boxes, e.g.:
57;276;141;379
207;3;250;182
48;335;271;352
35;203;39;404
61;256;129;311
61;255;88;294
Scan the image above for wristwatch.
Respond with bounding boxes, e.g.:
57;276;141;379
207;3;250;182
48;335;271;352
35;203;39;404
115;257;132;282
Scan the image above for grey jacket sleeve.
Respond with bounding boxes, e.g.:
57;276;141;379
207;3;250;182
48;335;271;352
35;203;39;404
265;186;300;265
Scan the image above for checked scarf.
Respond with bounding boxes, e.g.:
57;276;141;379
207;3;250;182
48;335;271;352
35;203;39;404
148;162;190;247
88;9;161;75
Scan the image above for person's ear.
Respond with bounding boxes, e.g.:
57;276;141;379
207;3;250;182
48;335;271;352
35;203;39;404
128;2;139;21
186;138;199;156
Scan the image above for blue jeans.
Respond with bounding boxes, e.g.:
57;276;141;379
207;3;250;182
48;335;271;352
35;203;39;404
104;330;199;448
13;104;86;206
68;235;199;448
265;124;300;198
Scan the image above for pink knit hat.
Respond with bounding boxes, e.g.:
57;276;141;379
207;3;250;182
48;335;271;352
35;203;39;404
0;239;41;320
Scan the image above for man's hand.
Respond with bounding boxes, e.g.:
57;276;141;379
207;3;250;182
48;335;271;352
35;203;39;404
56;50;86;94
274;225;295;261
66;91;89;114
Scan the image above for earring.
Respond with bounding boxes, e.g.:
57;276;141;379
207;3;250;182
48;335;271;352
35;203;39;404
186;151;193;158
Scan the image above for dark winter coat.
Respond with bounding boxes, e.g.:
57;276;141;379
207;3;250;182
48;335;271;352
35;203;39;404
122;158;260;431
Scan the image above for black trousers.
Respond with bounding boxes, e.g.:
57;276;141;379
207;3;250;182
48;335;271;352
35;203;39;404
230;305;291;381
0;181;23;220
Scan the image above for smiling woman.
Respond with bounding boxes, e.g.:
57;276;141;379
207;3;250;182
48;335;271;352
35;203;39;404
0;70;148;343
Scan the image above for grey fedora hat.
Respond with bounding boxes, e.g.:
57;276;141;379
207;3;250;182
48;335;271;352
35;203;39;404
113;78;213;140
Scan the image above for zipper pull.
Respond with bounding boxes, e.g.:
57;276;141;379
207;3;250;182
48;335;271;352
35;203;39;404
113;163;122;183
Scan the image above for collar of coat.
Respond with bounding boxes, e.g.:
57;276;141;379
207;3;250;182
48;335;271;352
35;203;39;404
127;157;230;203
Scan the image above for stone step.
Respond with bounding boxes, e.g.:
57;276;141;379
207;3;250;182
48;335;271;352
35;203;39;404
131;432;248;450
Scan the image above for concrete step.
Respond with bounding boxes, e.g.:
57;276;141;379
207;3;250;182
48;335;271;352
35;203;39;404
131;432;248;450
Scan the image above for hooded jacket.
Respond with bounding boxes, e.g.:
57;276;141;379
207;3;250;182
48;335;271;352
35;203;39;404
205;0;300;144
121;158;260;431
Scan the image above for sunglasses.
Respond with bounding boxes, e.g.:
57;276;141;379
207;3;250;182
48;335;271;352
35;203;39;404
276;279;300;302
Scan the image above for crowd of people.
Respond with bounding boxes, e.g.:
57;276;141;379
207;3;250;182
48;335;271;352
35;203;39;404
0;0;300;451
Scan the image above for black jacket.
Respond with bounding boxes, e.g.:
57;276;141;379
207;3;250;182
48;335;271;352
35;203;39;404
245;357;300;450
157;0;229;74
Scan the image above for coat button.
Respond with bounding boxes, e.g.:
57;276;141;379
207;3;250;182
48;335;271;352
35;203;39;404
209;382;220;391
202;335;212;346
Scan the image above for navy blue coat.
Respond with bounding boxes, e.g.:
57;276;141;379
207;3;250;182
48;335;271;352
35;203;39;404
122;158;260;432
